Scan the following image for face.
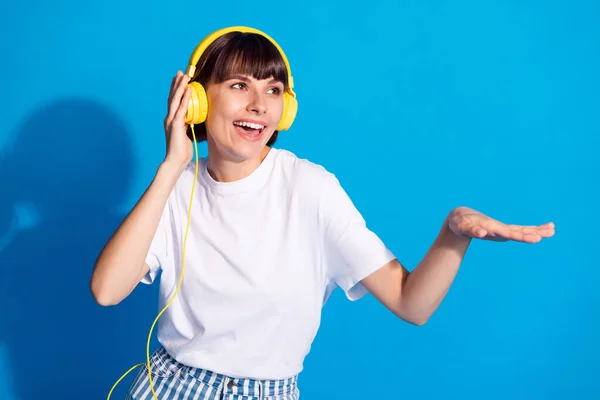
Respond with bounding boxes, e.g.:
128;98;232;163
204;74;285;163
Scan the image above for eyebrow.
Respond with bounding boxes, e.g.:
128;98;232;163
226;75;284;85
226;75;250;82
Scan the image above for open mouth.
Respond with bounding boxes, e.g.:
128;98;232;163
233;120;266;141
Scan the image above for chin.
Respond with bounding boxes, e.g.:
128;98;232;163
207;123;275;163
223;136;272;163
226;145;263;162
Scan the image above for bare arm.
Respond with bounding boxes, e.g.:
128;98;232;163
362;207;554;325
90;70;193;306
90;161;185;306
362;218;469;325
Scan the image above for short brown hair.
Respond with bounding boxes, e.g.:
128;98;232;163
186;31;289;146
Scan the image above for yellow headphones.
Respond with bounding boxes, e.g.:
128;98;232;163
184;25;298;131
106;26;296;400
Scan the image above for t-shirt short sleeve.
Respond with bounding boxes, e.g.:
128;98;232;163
142;197;173;284
320;175;396;301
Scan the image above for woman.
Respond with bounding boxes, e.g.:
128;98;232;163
91;27;555;400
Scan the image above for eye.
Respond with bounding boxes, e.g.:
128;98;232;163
232;82;247;90
267;86;283;95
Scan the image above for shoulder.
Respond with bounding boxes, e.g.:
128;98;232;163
270;148;340;190
272;150;365;229
181;156;208;176
164;157;210;203
176;156;210;188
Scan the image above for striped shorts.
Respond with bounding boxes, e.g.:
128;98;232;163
126;347;300;399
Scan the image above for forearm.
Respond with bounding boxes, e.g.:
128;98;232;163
399;215;471;324
90;160;184;306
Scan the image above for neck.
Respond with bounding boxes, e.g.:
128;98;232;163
206;144;271;183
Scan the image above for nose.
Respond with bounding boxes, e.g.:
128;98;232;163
247;90;267;115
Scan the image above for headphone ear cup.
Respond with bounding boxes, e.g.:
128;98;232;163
276;92;298;131
185;82;208;125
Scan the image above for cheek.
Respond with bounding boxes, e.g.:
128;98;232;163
206;99;230;129
270;99;285;123
211;96;246;122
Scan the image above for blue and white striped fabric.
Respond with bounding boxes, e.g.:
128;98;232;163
126;347;300;399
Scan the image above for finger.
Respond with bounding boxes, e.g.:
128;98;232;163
169;71;179;96
167;76;176;108
539;222;555;229
479;219;510;236
506;224;543;236
459;221;487;238
507;223;555;238
174;87;192;122
537;228;555;238
481;223;518;241
501;229;543;243
476;218;553;243
167;73;190;122
536;221;555;234
521;233;543;243
167;70;182;106
471;225;487;238
164;72;185;129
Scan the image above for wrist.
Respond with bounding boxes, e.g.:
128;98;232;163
156;159;187;185
160;157;188;176
442;211;472;250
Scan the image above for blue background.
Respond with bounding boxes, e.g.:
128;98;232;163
1;0;598;399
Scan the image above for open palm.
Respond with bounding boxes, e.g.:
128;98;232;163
448;206;555;243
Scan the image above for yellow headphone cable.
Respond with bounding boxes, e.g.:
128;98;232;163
106;124;199;400
105;25;297;400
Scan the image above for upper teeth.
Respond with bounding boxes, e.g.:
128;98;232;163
235;121;264;130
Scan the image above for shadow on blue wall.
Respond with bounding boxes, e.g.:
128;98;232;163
0;98;158;399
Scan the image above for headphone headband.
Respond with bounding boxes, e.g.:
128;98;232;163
185;26;295;91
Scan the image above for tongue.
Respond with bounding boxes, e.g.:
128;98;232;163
237;124;260;135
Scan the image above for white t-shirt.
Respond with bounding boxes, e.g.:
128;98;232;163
143;148;396;379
